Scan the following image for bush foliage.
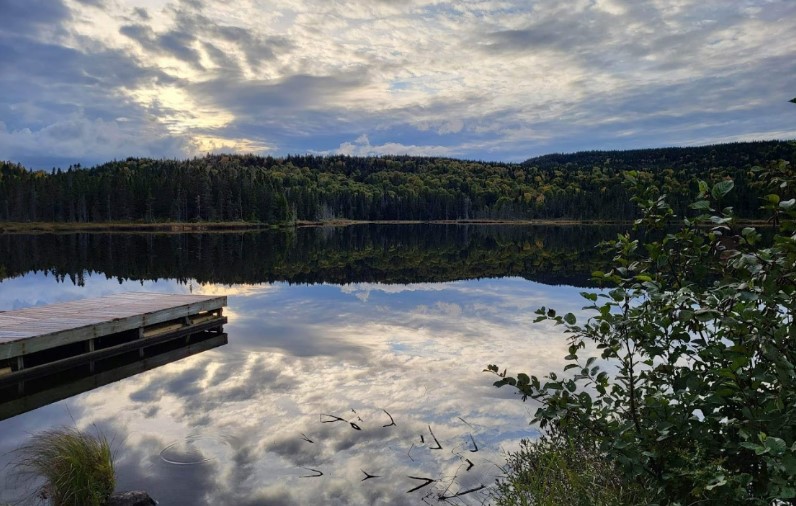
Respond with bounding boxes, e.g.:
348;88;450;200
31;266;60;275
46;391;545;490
489;158;796;504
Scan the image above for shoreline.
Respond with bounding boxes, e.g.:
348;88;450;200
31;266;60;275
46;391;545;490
0;218;771;234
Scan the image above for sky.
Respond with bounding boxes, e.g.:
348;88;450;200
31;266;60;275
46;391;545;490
1;0;795;169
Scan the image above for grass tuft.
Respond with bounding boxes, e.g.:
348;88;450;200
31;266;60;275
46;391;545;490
11;426;115;506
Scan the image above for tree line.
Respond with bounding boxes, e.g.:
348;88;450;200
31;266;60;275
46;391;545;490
1;140;794;224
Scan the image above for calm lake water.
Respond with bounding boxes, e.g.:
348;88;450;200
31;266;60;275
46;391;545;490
0;225;616;505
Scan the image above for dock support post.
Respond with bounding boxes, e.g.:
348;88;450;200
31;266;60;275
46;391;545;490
16;356;24;372
183;317;192;344
87;339;96;373
138;328;145;358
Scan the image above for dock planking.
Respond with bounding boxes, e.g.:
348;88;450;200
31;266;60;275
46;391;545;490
0;293;227;385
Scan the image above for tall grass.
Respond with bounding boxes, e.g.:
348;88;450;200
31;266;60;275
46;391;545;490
492;429;649;506
12;426;115;506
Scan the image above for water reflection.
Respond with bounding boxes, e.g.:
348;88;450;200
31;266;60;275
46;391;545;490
0;226;606;505
0;224;617;286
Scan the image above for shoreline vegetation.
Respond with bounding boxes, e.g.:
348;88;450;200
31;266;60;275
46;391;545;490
489;168;796;504
0;217;772;234
0;218;628;233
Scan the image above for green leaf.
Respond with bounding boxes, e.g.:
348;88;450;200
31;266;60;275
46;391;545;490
777;486;796;499
765;437;787;456
764;193;781;205
609;288;625;302
694;309;718;322
711;180;734;200
781;453;796;474
705;475;727;490
564;313;576;325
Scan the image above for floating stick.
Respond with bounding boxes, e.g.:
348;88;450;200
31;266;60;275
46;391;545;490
320;413;361;430
382;409;397;427
361;469;380;481
300;467;323;478
406;476;435;493
427;425;442;450
468;434;478;452
439;484;486;499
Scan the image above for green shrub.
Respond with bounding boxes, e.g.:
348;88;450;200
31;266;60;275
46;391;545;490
12;426;115;506
489;159;796;504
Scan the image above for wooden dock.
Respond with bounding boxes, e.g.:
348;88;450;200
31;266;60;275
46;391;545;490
0;332;228;421
0;293;227;389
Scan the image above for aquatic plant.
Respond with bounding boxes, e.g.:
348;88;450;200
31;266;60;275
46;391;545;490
12;426;115;506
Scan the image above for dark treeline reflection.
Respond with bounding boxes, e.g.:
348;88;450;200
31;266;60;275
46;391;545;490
0;225;621;286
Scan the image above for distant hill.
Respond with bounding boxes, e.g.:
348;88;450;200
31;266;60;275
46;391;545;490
522;141;795;171
1;140;794;224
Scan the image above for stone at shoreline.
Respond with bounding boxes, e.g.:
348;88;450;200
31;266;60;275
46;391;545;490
107;491;157;506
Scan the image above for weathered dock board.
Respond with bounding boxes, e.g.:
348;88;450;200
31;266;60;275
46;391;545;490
0;293;227;387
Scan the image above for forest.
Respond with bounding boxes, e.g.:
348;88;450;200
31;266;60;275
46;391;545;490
1;140;794;224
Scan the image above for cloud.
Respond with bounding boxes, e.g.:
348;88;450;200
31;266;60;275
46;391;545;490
329;134;456;157
0;115;191;168
194;72;369;114
1;0;795;167
120;23;204;67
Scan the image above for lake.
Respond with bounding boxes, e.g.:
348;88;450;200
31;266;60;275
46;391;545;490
0;225;617;505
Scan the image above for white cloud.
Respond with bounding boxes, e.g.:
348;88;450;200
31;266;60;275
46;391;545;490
331;134;455;157
0;114;191;165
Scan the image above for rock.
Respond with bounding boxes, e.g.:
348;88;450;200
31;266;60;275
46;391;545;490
106;491;157;506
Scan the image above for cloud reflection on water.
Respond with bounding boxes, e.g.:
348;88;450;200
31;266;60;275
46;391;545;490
0;273;592;504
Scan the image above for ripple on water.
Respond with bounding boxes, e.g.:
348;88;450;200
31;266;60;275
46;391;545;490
159;433;238;466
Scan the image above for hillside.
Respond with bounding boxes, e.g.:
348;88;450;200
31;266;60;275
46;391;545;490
1;140;794;224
